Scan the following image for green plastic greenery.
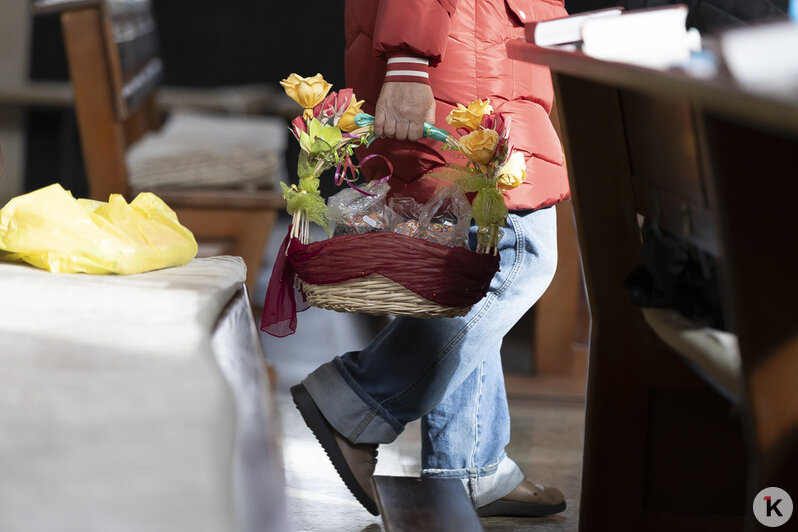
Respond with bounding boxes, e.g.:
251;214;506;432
281;151;330;233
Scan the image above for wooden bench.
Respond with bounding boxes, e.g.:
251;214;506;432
374;476;484;532
33;0;287;295
508;39;798;531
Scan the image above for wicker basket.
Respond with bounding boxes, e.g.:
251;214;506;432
301;274;471;317
290;211;483;318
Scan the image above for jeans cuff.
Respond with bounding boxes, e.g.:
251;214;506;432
421;454;524;507
302;359;403;444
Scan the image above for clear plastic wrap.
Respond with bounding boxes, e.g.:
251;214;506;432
387;194;424;237
326;181;391;236
417;186;472;248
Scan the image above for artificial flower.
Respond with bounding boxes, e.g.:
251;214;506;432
290;115;307;140
496;151;526;190
280;73;333;119
313;92;337;121
446;98;493;131
314;88;353;123
481;112;507;137
459;128;499;165
298;118;342;154
337;95;366;132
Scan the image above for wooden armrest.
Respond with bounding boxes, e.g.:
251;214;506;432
642;307;742;402
32;0;99;15
0;81;74;106
0;81;293;118
140;187;287;211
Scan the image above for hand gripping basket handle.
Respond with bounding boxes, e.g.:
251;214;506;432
354;113;452;143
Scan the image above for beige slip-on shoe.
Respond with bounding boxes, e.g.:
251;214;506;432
477;478;566;517
290;383;380;515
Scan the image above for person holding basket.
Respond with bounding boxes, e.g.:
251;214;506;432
290;0;572;517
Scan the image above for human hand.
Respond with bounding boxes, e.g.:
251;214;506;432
373;82;436;142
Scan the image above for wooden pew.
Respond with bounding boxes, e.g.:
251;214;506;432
508;40;798;532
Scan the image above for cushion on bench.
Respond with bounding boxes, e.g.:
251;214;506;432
642;307;742;402
127;110;287;190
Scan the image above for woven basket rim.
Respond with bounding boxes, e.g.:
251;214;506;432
301;274;471;318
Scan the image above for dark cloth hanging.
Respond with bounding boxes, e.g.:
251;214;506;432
623;220;727;330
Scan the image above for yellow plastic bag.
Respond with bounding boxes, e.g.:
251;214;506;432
0;183;198;274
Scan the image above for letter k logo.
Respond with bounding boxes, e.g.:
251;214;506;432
765;496;784;517
755;488;792;526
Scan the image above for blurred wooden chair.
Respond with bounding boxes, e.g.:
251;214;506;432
34;0;286;295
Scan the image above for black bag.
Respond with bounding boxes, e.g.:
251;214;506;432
623;220;727;330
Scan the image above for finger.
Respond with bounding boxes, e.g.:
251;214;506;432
382;116;397;139
374;107;386;137
407;121;424;142
425;100;436;126
394;119;410;141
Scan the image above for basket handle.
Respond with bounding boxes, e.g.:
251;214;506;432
354;113;452;143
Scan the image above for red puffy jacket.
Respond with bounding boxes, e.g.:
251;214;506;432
344;0;570;211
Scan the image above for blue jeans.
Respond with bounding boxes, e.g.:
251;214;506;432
303;207;558;506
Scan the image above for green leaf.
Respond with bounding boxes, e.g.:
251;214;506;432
308;118;323;139
320;124;342;147
309;139;332;155
299;131;312;152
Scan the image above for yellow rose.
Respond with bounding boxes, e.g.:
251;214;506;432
336;95;365;132
280;73;333;119
446;99;493;131
459;129;499;165
496;151;526;190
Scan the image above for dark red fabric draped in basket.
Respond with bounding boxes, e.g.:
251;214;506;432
261;227;500;337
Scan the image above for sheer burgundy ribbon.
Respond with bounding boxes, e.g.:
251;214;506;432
259;229;311;337
260;227;500;337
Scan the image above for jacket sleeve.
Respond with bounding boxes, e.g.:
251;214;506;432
373;0;458;66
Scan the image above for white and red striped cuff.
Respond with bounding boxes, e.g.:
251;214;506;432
384;52;431;85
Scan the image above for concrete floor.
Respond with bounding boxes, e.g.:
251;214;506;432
257;218;585;532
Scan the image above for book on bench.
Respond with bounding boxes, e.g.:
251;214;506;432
580;4;701;69
524;4;701;70
524;6;624;46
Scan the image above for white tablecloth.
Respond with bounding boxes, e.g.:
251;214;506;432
0;257;286;532
0;255;245;357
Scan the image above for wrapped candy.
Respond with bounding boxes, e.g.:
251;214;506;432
387;194;424;238
417;186;472;248
327;181;391;236
395;219;420;237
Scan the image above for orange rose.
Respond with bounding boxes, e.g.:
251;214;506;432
336;95;365;132
280;73;333;119
496;151;526;190
446;99;493;131
459;129;499;165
